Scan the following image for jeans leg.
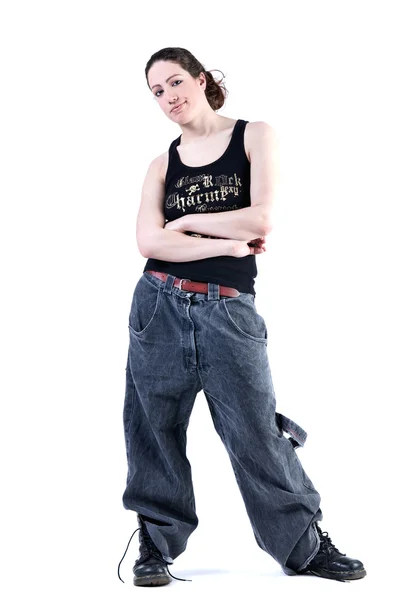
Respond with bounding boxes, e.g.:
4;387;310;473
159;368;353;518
121;273;202;564
192;289;323;573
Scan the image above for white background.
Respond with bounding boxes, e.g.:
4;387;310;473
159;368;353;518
1;1;399;598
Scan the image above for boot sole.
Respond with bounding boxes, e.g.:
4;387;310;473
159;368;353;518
134;573;172;586
308;567;367;581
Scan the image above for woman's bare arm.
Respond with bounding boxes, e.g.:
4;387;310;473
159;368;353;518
137;155;235;261
143;229;235;262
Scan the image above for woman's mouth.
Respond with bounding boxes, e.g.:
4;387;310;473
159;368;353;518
171;102;186;113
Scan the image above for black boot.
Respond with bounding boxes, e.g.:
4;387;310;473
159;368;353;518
297;523;367;582
117;514;191;586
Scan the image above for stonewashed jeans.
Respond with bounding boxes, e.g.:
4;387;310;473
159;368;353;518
122;271;323;575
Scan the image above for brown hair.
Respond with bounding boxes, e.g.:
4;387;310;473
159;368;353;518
145;47;228;111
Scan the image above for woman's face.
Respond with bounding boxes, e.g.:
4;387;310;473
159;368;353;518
148;61;206;121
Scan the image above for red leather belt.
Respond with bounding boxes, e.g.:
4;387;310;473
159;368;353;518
145;270;241;297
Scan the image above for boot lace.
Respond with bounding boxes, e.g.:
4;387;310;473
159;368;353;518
117;526;192;583
316;524;346;556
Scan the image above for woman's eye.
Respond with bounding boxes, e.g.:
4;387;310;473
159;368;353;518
155;80;181;98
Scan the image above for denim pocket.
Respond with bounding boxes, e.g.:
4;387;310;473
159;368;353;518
222;294;268;343
123;374;135;437
128;274;162;336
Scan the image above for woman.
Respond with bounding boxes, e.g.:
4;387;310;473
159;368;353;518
117;47;366;586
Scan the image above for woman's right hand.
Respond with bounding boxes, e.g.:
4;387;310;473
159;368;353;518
231;236;268;258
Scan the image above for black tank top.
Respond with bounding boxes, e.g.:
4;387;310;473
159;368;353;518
143;119;258;295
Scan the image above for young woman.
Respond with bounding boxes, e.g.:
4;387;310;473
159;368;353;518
117;47;366;586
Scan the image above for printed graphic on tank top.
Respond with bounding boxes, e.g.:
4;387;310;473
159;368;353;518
143;119;259;296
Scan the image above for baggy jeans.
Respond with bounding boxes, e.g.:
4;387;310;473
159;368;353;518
121;271;323;575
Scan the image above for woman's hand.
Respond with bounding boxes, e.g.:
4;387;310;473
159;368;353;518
231;236;268;258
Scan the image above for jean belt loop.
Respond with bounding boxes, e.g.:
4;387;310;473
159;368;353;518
208;282;220;301
164;274;174;295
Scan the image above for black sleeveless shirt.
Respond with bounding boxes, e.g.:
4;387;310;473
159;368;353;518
143;119;258;296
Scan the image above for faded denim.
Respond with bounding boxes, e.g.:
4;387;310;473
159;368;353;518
122;271;323;575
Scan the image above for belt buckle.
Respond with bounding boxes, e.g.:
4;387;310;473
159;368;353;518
178;278;191;290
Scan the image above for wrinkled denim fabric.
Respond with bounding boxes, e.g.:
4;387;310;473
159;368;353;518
122;272;322;574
